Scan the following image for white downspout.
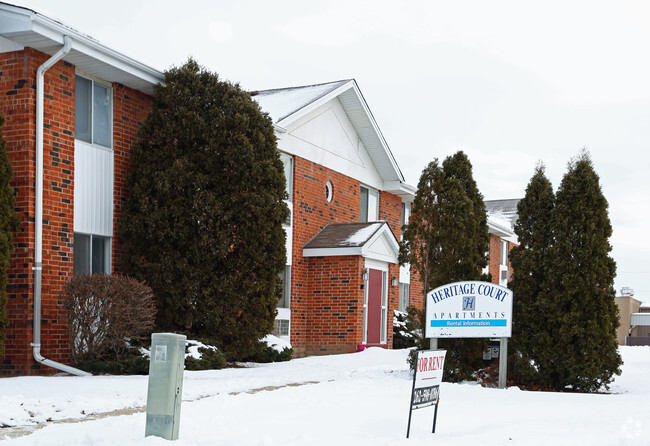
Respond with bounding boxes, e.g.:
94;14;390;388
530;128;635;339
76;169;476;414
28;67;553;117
33;36;91;376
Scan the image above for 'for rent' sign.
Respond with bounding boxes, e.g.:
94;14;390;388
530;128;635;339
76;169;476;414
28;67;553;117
407;349;447;438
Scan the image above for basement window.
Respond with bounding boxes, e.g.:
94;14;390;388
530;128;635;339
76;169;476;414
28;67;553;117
274;319;290;337
73;233;111;275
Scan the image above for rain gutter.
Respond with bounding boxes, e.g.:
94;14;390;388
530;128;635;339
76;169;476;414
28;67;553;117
32;35;91;376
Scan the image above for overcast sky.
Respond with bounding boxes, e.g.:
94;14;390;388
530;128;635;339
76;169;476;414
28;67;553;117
14;0;650;303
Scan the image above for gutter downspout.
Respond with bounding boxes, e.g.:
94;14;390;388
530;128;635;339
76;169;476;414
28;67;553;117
33;36;91;376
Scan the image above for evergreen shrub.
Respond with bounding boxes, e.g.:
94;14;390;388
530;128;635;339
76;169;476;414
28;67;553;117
120;59;288;361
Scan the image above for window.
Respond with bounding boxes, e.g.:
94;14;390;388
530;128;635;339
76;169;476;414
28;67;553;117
73;233;111;275
401;202;411;238
274;319;290;337
399;282;410;312
360;186;379;222
280;153;293;226
278;266;291;308
500;240;509;266
325;180;333;202
75;75;112;148
499;240;510;286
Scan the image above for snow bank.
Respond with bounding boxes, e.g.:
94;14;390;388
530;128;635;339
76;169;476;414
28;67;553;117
1;347;648;445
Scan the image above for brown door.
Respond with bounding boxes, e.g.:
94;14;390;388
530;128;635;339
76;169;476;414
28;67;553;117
367;268;384;344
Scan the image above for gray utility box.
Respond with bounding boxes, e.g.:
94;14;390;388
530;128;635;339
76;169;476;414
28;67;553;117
145;333;187;440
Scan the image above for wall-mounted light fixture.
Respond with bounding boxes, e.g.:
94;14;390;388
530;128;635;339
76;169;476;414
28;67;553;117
391;276;399;287
362;269;369;281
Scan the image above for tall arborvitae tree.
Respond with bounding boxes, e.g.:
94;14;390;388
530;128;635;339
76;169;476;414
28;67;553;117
509;163;556;383
540;151;621;391
401;151;490;380
120;60;289;360
0;114;19;357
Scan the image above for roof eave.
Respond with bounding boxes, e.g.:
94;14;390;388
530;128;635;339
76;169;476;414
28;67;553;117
487;218;518;244
276;79;406;186
383;181;417;200
0;3;164;94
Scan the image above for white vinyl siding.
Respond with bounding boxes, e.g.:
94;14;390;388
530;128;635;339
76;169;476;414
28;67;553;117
73;140;113;236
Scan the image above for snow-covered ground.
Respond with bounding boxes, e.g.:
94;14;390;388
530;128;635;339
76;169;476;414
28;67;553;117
1;346;648;445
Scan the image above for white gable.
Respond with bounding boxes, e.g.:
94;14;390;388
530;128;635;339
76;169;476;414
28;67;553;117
252;80;416;198
277;98;383;190
365;232;398;264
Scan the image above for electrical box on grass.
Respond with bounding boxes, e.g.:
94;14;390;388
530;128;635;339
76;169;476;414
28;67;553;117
145;333;186;441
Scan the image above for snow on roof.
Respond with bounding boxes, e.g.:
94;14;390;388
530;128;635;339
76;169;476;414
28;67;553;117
343;222;385;246
251;80;350;123
303;222;385;249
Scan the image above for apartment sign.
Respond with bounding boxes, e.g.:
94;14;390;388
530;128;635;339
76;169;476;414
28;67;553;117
425;281;513;338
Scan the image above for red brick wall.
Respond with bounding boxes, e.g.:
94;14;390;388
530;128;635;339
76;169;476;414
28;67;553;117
111;83;152;272
0;48;153;375
0;48;76;375
488;234;515;285
289;156;404;356
304;255;364;355
386;262;400;348
1;49;39;374
409;268;424;309
488;234;501;284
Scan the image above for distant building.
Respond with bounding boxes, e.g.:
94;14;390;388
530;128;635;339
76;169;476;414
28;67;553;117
485;199;520;287
615;292;650;346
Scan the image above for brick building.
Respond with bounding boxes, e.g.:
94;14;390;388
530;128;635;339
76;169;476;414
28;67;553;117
252;81;518;357
1;4;516;374
0;2;163;375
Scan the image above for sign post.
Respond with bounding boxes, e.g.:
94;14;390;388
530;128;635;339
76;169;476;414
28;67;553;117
425;281;513;389
406;349;446;438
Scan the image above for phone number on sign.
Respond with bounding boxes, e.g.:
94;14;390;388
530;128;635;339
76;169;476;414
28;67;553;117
412;385;439;407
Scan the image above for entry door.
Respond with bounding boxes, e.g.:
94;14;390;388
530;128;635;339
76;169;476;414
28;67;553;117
366;268;387;345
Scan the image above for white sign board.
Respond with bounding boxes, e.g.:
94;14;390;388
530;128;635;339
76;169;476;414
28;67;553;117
406;349;447;438
411;350;446;409
425;281;513;338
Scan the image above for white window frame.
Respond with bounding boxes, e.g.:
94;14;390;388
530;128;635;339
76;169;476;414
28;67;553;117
360;185;379;222
398;282;410;312
362;260;389;344
278;265;291;309
75;73;113;150
280;153;293;226
401;201;411;239
499;240;509;286
500;240;509;266
73;232;111;275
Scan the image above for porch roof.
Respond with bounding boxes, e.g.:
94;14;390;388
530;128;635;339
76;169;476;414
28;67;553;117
303;221;399;264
